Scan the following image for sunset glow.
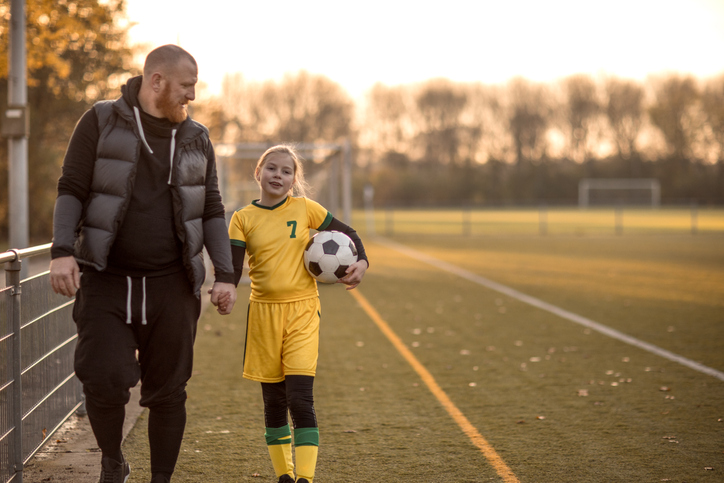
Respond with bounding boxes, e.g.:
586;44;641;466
124;0;724;98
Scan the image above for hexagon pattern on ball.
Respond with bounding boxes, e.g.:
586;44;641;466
303;231;358;283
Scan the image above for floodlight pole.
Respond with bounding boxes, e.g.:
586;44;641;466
7;0;29;257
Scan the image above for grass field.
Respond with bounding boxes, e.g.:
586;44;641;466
122;209;724;482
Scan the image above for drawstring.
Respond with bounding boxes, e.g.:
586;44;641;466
126;277;132;324
133;107;175;185
133;106;154;154
125;276;148;325
141;277;147;325
168;129;176;185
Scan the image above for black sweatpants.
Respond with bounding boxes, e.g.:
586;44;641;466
73;268;201;476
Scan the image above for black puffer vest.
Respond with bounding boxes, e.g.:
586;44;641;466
74;98;210;294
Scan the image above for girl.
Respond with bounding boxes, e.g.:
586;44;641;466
228;145;368;483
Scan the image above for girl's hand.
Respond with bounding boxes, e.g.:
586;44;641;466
208;282;236;315
337;259;368;290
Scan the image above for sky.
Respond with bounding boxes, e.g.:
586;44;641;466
123;0;724;99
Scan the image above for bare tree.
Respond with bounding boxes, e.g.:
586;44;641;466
605;77;645;173
218;70;353;144
701;75;724;162
468;84;511;163
700;75;724;199
361;83;414;159
457;82;496;164
563;74;600;163
271;71;354;143
506;77;551;165
414;78;468;165
648;74;699;162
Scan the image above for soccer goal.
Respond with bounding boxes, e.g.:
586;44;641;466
578;178;661;208
214;142;353;224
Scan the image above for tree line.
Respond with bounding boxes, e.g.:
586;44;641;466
1;0;723;244
205;73;724;209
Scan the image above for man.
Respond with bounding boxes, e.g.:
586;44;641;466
49;44;236;483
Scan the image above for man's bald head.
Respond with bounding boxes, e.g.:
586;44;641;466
143;44;197;78
138;44;198;122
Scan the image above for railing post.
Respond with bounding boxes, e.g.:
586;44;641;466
462;206;471;236
385;208;394;237
6;252;23;483
363;184;376;237
539;204;548;236
615;205;623;236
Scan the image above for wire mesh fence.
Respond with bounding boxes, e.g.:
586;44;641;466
0;245;81;483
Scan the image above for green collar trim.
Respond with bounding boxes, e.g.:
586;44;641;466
252;197;288;211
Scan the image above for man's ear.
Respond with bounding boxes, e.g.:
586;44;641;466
150;72;164;93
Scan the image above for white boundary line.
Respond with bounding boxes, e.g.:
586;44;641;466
378;238;724;382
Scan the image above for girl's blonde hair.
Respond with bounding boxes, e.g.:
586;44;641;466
254;144;312;198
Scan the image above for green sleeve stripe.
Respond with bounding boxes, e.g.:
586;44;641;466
230;239;246;248
265;424;292;445
293;427;319;447
317;212;333;231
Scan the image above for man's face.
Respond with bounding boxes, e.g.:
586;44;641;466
155;59;197;123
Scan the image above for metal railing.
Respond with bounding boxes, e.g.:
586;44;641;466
1;244;81;483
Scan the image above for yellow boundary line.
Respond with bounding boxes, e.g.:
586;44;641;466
349;289;520;483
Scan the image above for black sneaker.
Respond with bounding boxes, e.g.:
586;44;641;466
151;474;171;483
278;476;294;483
99;456;130;483
296;479;310;483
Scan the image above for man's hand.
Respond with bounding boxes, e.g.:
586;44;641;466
49;256;81;297
338;259;368;291
208;282;237;315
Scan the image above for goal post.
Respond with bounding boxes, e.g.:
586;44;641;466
214;142;353;225
578;178;661;208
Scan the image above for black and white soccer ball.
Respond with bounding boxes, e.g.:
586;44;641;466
304;231;358;284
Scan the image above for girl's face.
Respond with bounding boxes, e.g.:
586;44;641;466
257;153;296;206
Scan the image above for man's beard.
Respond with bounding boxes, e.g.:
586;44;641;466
156;84;188;123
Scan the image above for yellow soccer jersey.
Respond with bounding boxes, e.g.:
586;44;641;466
229;196;333;302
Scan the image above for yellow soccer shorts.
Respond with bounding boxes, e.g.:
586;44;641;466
243;298;321;383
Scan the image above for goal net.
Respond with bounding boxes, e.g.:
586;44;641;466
214;142;352;224
578;178;661;207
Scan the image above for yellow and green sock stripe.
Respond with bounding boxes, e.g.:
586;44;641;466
293;427;319;483
265;424;294;478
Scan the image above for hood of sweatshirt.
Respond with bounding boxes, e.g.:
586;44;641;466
120;75;187;184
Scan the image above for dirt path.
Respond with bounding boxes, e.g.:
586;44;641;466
21;386;143;483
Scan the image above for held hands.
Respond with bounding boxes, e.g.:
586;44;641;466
49;256;81;297
50;256;239;314
337;259;368;290
208;282;237;315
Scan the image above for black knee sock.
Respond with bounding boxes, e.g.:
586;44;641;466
85;396;125;462
148;400;187;476
262;381;289;428
286;375;317;428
